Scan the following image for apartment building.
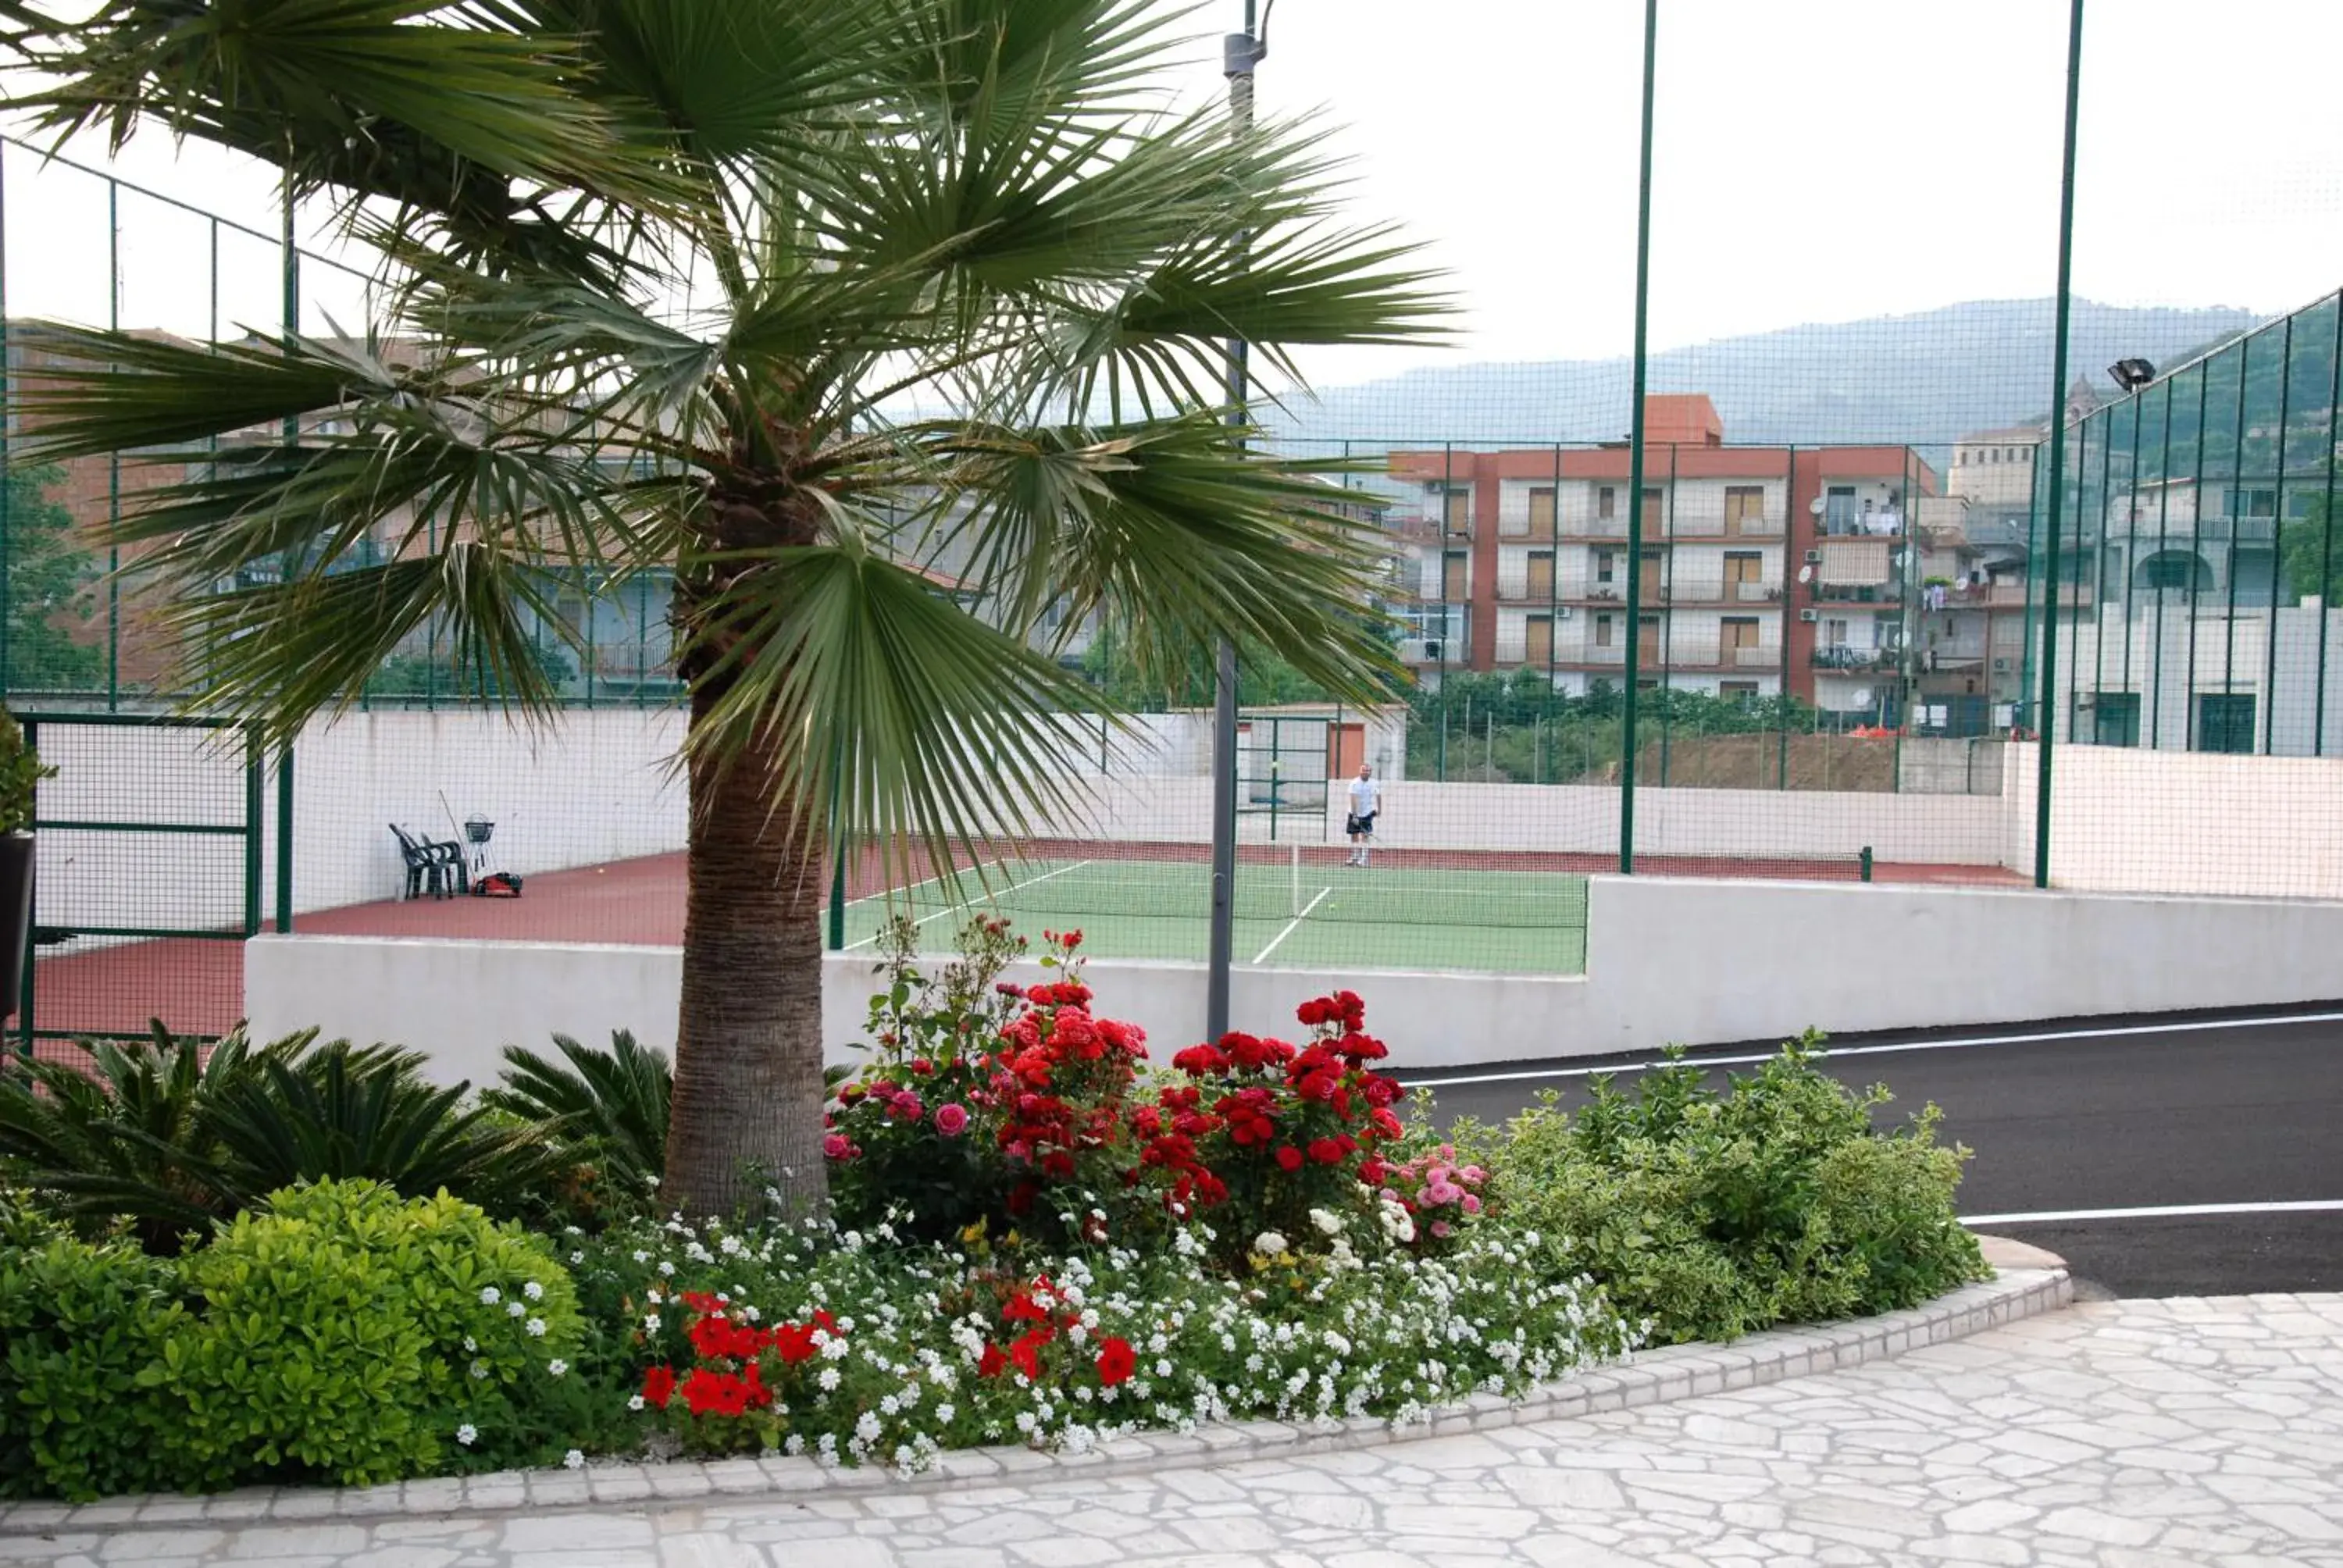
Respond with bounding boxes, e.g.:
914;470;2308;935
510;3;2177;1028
1387;397;1939;715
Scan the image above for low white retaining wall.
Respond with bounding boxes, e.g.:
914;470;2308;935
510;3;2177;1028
243;876;2343;1087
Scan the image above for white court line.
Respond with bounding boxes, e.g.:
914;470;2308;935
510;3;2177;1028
841;859;1092;951
1962;1199;2343;1226
1400;1008;2343;1089
836;858;1001;913
1252;886;1332;966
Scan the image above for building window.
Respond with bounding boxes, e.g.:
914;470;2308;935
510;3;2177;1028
1594;550;1615;585
2196;694;2255;754
1597;485;1617;520
1824;618;1849;647
1594;613;1614;647
1724;486;1765;533
1528;486;1557;536
1721;681;1760;703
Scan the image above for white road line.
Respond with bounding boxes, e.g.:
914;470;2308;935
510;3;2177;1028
1252;886;1332;966
841;860;1092;951
1962;1199;2343;1226
836;859;1000;913
1400;1009;2343;1089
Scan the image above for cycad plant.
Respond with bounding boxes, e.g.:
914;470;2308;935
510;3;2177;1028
0;0;1443;1215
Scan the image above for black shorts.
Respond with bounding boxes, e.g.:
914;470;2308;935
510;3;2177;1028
1345;811;1377;836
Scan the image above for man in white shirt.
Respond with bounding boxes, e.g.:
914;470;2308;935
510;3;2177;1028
1345;763;1382;867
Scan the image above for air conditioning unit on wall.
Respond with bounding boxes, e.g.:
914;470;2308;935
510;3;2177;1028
1799;608;1819;622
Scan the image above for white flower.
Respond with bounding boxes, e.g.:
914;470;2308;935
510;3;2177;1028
936;1403;956;1424
569;1251;585;1265
627;1395;646;1412
854;1412;883;1443
547;1359;569;1377
1309;1208;1344;1237
644;1313;662;1333
470;1360;490;1381
632;1249;651;1263
479;1286;502;1306
818;1367;842;1392
563;1449;585;1470
508;1302;526;1318
1253;1231;1289;1257
526;1318;547;1337
658;1260;676;1276
455;1424;477;1446
522;1281;544;1302
462;1336;476;1352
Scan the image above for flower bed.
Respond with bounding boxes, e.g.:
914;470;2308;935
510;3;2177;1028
0;917;1986;1500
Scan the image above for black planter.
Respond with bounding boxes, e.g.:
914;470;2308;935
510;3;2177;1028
0;833;30;1021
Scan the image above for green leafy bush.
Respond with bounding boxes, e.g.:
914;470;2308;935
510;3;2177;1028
0;707;52;836
1472;1036;1986;1344
485;1029;673;1219
0;1180;586;1499
0;1233;184;1499
0;1028;558;1249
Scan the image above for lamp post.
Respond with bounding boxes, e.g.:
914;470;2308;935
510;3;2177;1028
1207;2;1272;1043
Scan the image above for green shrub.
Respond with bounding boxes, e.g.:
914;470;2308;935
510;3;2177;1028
1478;1036;1986;1344
160;1181;585;1488
0;1028;560;1249
485;1029;673;1218
0;1179;587;1498
0;1234;184;1499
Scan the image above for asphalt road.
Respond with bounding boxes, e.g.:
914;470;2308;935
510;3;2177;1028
1402;1009;2343;1299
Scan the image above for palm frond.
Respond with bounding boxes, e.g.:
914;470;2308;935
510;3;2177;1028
918;415;1401;702
684;536;1111;886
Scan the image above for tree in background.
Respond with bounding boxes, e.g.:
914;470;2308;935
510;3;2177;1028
1;465;103;693
2280;494;2342;606
5;0;1441;1217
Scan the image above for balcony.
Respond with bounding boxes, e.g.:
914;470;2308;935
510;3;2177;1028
1735;581;1783;603
1811;646;1899;673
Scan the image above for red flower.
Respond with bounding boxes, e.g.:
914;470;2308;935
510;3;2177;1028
979;1344;1008;1377
1010;1327;1053;1380
1095;1337;1136;1388
769;1321;821;1364
640;1365;677;1409
1275;1146;1305;1173
1308;1137;1345;1165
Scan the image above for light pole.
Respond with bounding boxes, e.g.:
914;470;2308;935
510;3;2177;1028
1207;1;1271;1043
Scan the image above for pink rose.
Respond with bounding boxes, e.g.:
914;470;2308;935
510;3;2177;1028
1430;1220;1453;1238
934;1103;971;1137
1460;1193;1482;1215
822;1134;852;1160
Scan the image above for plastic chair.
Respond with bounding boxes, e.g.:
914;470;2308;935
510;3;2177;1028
390;825;468;900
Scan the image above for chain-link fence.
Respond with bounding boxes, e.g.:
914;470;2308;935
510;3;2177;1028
2;5;2340;1030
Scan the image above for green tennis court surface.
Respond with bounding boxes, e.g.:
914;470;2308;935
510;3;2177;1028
833;857;1589;975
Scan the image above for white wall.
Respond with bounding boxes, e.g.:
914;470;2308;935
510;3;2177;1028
2029;742;2343;900
244;874;2343;1086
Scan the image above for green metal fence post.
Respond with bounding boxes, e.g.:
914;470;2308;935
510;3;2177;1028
13;718;30;1049
2031;0;2085;889
1618;0;1659;876
2261;315;2291;754
2316;293;2341;757
2150;376;2173;748
274;741;294;932
243;725;264;938
106;178;119;710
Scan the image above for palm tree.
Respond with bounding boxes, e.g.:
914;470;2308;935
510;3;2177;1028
0;0;1443;1217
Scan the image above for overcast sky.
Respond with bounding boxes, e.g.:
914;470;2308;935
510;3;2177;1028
5;0;2338;390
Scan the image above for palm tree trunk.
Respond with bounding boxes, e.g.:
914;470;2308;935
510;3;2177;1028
663;687;830;1218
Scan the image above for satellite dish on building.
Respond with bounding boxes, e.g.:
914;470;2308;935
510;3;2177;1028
1809;497;1827;516
1851;688;1874;710
1797;565;1814;584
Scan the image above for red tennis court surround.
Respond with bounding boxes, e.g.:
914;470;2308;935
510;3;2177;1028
18;845;2024;1046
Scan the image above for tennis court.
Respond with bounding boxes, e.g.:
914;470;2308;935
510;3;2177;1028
836;853;1592;975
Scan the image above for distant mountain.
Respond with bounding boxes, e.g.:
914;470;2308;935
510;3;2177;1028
1265;298;2261;454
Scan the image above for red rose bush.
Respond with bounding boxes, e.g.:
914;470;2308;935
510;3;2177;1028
566;918;1633;1471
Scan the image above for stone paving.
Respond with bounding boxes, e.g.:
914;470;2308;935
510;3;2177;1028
6;1293;2341;1567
